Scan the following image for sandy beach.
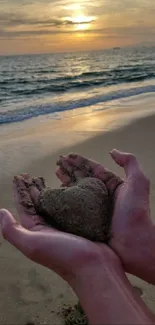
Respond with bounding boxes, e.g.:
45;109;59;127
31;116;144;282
1;97;155;324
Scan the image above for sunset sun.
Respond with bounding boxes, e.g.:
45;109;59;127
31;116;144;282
73;15;95;30
73;15;93;24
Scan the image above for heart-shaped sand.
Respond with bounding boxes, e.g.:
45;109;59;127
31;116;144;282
36;177;112;243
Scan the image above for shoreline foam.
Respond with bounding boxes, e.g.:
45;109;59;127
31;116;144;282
1;92;155;181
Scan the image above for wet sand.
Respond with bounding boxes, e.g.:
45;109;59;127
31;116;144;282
1;107;155;323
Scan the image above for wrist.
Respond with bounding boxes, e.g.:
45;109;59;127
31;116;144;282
69;252;120;325
69;246;121;291
69;248;154;325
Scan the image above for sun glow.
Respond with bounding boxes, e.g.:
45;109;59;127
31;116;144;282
73;15;93;24
72;15;95;30
75;24;89;31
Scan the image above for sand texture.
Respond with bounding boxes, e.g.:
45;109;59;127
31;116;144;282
36;177;111;243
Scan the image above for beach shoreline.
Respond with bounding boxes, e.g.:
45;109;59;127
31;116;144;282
1;92;155;181
1;98;155;323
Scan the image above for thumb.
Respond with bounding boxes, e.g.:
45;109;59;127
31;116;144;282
110;149;143;179
0;209;19;239
0;209;34;258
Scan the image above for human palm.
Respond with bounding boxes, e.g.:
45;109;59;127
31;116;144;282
0;175;117;285
56;149;152;272
0;149;152;283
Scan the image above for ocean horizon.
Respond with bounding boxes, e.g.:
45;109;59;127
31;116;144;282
0;45;155;125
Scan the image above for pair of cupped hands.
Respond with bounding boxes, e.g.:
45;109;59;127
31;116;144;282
0;149;151;285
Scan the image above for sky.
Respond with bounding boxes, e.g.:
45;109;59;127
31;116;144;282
0;0;155;55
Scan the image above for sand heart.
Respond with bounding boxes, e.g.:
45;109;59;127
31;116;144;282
36;177;112;243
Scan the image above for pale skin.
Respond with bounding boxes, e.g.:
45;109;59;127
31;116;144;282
56;149;155;284
0;149;155;324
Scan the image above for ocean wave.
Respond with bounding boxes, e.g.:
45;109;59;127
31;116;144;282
1;85;155;125
33;69;56;74
0;66;154;96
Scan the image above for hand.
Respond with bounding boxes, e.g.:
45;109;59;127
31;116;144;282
56;150;152;278
0;175;154;325
0;174;120;288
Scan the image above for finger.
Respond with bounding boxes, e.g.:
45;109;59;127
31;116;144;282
21;174;41;204
56;166;72;186
21;173;46;190
25;176;45;209
13;175;44;228
22;174;45;208
63;153;97;175
30;176;45;191
110;149;147;181
65;153;111;179
22;174;48;226
57;155;74;174
61;153;123;195
57;155;98;186
57;154;97;186
0;209;68;273
13;175;35;215
56;165;87;186
0;209;35;258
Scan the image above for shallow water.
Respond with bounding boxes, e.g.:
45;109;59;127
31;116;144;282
0;46;155;124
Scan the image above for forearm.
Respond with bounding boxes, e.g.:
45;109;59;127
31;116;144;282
70;256;154;325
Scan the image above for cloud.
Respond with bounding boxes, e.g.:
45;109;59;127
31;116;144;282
0;0;155;52
0;25;155;40
0;14;93;27
87;0;155;17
